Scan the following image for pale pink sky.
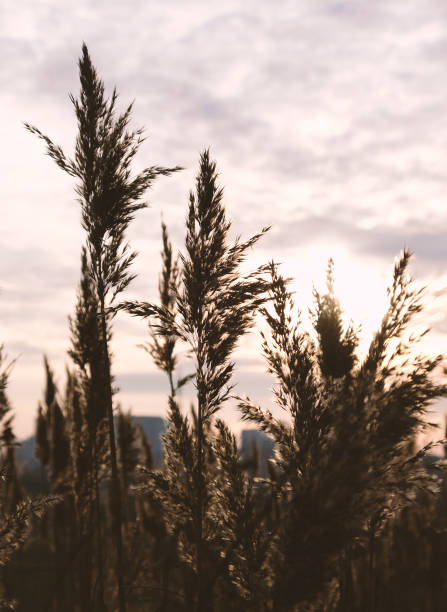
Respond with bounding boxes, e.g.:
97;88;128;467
2;0;447;439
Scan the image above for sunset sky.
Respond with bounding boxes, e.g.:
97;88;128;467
2;0;447;439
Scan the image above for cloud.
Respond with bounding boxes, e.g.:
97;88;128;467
117;361;275;397
2;0;447;437
0;243;77;324
116;371;172;394
262;208;447;274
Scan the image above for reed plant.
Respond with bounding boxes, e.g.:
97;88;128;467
26;43;180;611
9;42;447;612
119;150;271;610
238;252;447;610
0;347;58;609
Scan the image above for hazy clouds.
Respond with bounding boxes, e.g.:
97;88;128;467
2;0;447;437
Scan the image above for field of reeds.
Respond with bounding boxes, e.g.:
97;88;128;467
1;45;447;612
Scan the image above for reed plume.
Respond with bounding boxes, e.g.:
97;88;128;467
120;150;271;610
238;252;447;610
26;43;181;612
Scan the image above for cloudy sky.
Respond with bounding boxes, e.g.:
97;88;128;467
2;0;447;440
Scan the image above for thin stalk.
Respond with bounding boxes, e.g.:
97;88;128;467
368;522;376;612
43;527;94;612
196;409;204;612
98;271;126;612
162;363;175;611
167;371;175;398
337;544;353;612
160;563;171;612
93;434;106;611
81;474;94;612
195;344;205;612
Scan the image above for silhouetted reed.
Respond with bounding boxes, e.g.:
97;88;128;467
119;150;271;610
26;43;180;612
3;42;445;612
0;347;58;609
238;253;447;610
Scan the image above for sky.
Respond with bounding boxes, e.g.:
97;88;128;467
2;0;447;440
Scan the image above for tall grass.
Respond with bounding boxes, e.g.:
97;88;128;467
238;254;447;610
1;43;445;611
26;44;180;611
119;149;271;610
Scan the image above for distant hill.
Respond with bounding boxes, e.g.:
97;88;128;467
131;415;166;467
240;429;275;478
16;415;167;473
18;421;440;484
17;420;275;478
16;434;38;472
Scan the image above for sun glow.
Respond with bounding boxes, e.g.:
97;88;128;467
281;245;392;358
